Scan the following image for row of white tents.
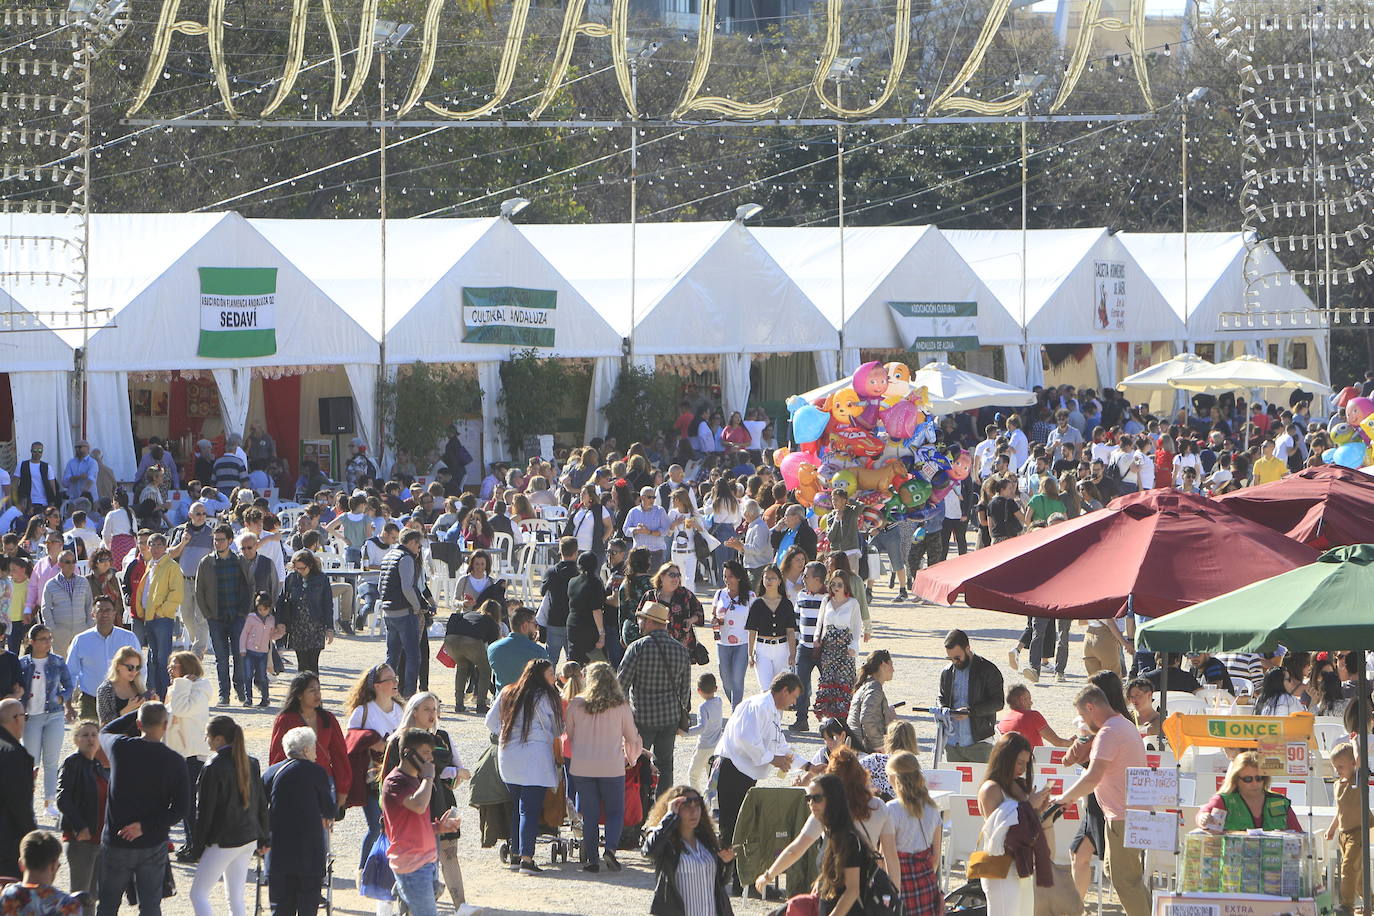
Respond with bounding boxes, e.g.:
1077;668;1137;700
0;212;1326;480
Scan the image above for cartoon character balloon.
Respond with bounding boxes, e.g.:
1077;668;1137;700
946;448;973;480
791;404;830;444
1346;397;1374;436
850;362;890;429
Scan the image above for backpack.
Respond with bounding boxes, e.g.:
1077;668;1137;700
1100;456;1125;497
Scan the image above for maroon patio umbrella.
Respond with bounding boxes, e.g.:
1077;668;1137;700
1215;464;1374;549
913;489;1319;619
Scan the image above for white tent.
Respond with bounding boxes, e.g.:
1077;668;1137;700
6;213;379;480
798;361;1036;413
752;226;1023;385
943;228;1187;390
255;216;624;457
1119;232;1328;385
0;285;76;472
523;220;837;416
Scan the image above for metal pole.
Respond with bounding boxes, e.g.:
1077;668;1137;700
1181;105;1189;352
79;31;92;439
836;80;846;379
1020;116;1029;377
377;48;389;461
629;57;638;363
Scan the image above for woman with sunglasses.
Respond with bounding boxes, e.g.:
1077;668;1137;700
642;785;735;915
643;562;704;652
275;549;334;677
1196;750;1302;832
18;623;73;816
756;774;864;915
166;650;213;862
711;560;752;708
95;644;151;725
812;572;861;722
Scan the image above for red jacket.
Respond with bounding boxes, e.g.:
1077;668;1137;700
268;708;352;804
344;727;386;809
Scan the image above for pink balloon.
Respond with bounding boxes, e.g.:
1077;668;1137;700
881;399;922;440
1347;397;1374;428
780;451;810;490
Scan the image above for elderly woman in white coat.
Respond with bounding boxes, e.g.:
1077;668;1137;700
485;657;562;876
166;649;213;862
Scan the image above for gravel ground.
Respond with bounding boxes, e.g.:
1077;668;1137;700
44;579;1102;916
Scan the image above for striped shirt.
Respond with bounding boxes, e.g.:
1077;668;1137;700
675;837;719;916
795;589;824;649
1216;652;1265;691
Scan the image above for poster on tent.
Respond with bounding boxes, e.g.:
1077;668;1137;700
461;287;557;347
1093;261;1127;332
886;301;979;352
198;267;278;358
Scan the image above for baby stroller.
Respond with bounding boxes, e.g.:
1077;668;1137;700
561;752;658;863
496;771;576;865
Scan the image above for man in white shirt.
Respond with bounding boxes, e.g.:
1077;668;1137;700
1005;415;1029;469
1109;441;1143;494
1132;437;1155;490
715;673;800;892
1273;425;1296;464
1089;429;1115;466
972;426;999;482
65;512;101;559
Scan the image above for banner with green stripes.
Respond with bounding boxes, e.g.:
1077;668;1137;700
462;287;557;347
198;267;278;358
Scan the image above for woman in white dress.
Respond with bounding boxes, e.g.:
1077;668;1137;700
977;731;1051;915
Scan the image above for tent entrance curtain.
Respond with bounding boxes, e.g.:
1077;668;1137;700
86;371;137;483
585;356;619;443
211;368;252;440
10;371;73;475
343;363;379;462
720;354;752;418
262;374;301;479
813;351;839;386
1092;342;1117;390
1024;343;1045;390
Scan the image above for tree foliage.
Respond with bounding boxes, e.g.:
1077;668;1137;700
602;364;679;445
380;361;482;461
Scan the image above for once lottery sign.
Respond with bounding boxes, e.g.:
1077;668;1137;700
1163;713;1315;756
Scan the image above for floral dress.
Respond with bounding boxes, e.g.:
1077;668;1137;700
276;571;332;652
619;573;654;646
813;597;858;721
644;586;704;648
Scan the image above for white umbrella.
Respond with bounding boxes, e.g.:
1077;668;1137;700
1167;353;1329;394
797;361;1036;413
1118;352;1216;395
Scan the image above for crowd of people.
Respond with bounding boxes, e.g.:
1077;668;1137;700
0;373;1359;916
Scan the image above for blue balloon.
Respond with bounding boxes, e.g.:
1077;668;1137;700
1323;447;1339;465
1333;441;1367;469
792;404;830;444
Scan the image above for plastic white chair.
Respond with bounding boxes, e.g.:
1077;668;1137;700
539;504;568;521
277;507;305;530
1315;721;1349;758
508;543;538;602
945;796;985;867
319;550;346;570
491;531;515;571
1164;694;1208;716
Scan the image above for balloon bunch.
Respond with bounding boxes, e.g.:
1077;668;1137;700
779;361;972;536
1323;393;1374;469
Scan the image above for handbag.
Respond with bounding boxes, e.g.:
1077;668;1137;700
358;832;395;900
690;640;709;666
966;850;1012;880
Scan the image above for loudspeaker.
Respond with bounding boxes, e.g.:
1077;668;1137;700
319;397;355;436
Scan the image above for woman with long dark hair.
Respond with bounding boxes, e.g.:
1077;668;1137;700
567;552;612;665
708;478;742;585
977;732;1049;914
712;560;752;708
642;784;735;915
1251;666;1305;717
812;572;861;721
485;658;563;875
189;716;269;916
267;671;352;808
745;564;797;694
276;549;333;675
761;773;865;915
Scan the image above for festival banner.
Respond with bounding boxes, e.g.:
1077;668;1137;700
198;267;278;358
887;301;979;352
1162;712;1314;757
1092;260;1127;331
461;287;557;347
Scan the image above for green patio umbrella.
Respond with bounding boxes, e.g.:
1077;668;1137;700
1138;543;1374;907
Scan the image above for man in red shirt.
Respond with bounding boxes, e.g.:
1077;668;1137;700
995;683;1072;749
381;730;460;916
672;401;695;438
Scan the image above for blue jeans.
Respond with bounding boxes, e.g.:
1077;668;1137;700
357;581;379;623
244;651;269;704
97;844;167;916
359;793;382;870
717;644;748;709
23;709;64;799
572;773;625;858
145;617;175;696
710;522;737;585
393;862;437;916
793;643;817;724
384;614;421;696
545;625;568;669
206;614;245;701
506;783;549;859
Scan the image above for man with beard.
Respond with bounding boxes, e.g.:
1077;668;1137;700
938;628;1004;763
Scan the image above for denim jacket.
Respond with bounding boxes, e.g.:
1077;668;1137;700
19;653;73;714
